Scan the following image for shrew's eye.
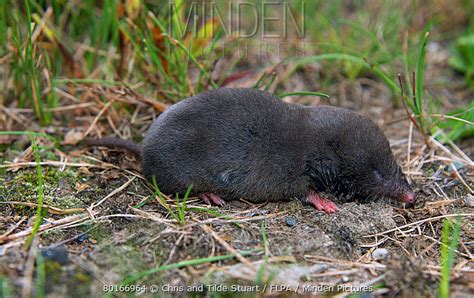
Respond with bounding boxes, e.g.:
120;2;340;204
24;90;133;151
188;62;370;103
373;170;383;182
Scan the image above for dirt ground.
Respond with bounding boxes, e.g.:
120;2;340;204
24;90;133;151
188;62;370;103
1;42;473;297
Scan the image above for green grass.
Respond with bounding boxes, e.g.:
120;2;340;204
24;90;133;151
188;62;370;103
24;138;46;249
0;277;11;298
398;31;432;140
291;53;400;96
450;18;474;87
3;1;224;115
6;1;386;108
150;180;241;227
0;131;58;144
295;0;412;95
35;253;46;298
439;216;461;298
175;185;192;225
132;195;153;209
433;102;474;142
8;1;49;124
399;31;474;143
255;221;271;286
108;249;257;296
151;176;191;225
415;31;430;135
121;4;220;97
2;1;473;142
278;91;330;99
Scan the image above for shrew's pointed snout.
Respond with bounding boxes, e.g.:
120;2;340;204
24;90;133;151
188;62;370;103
399;191;416;204
380;179;416;204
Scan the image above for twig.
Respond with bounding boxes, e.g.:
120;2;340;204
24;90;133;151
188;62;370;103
1;201;85;215
399;234;470;258
429;136;473;168
163;234;185;265
200;222;257;271
0;214;88;244
445;138;474;164
359;237;388;248
6;102;96;113
129;207;176;226
305;255;386;270
0;216;27;238
407;121;413;179
364;213;473;238
83;100;112;138
89;176;136;210
450;163;473;194
311;269;359;278
0;161;113;169
182;211;287;229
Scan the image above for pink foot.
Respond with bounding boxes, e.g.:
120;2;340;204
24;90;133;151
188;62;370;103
199;192;225;206
307;193;338;213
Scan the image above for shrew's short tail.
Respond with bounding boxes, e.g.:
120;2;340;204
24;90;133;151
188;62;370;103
85;137;142;158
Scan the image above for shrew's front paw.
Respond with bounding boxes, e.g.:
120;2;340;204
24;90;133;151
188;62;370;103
307;193;338;213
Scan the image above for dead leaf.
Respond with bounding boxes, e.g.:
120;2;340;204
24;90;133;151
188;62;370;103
0;135;18;145
62;129;84;145
75;182;90;192
126;0;141;19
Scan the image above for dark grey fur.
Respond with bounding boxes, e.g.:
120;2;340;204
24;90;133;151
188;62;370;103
139;88;414;203
86;137;141;158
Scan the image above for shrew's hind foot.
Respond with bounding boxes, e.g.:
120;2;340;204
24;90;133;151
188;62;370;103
307;193;338;213
199;192;225;206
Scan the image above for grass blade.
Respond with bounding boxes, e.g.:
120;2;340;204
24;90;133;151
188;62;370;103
255;221;269;285
115;250;257;287
0;277;11;298
278;91;330;99
0;131;57;143
151;176;178;221
35;253;45;298
290;53;400;95
24;138;45;249
415;31;430;133
439;216;461;298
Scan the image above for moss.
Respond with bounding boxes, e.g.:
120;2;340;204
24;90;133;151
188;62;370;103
44;194;85;209
73;271;92;284
43;260;92;296
86;224;109;242
68;269;92;298
103;238;149;275
92;221;168;284
9;166;78;190
2;167;94;215
422;162;443;178
44;150;59;161
44;261;63;284
0;179;6;202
